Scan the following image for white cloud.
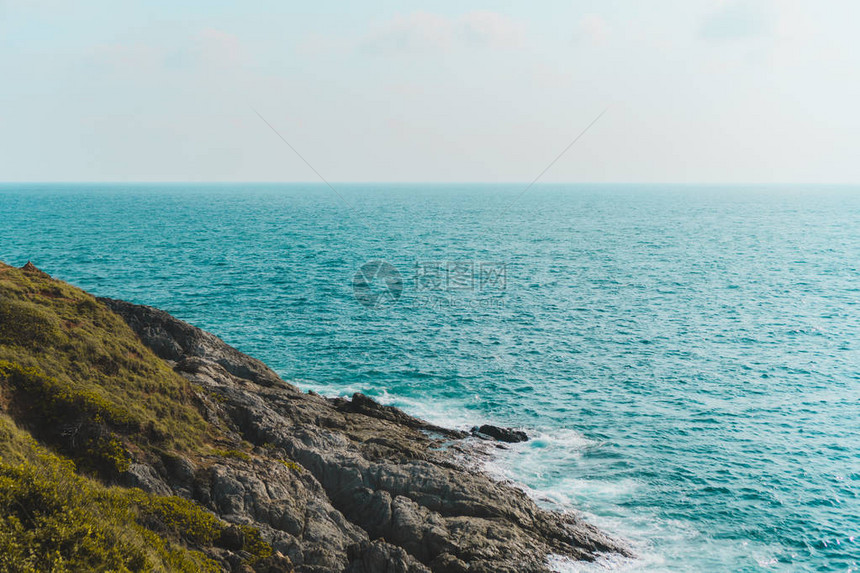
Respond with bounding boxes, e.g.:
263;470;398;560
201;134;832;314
194;28;242;67
700;0;771;41
361;11;524;54
90;42;170;78
575;14;610;45
458;11;524;49
90;28;243;75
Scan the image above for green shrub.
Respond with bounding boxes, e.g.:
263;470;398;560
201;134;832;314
213;448;252;462
0;263;276;571
0;361;137;429
0;419;219;572
238;525;274;562
125;490;222;546
0;298;62;348
0;262;216;465
0;361;134;477
278;459;302;472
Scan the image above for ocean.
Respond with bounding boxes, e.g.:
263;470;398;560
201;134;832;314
1;183;858;572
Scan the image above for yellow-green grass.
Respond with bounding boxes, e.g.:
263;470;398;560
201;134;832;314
0;262;275;570
0;415;220;572
0;262;218;474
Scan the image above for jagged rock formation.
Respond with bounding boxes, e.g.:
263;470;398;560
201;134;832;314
101;297;631;572
0;260;630;572
470;425;529;443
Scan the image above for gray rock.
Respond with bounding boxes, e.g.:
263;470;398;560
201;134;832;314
99;297;292;389
471;425;529;443
123;462;171;495
346;540;431;573
102;297;633;573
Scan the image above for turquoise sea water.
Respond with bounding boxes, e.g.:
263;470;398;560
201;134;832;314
1;183;858;572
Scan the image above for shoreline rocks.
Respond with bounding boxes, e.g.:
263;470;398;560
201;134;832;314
100;297;632;572
471;425;529;443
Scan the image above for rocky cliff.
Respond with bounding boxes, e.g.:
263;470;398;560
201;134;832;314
0;262;630;572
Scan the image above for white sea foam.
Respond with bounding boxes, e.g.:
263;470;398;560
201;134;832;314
547;551;640;572
291;377;675;571
289;378;485;431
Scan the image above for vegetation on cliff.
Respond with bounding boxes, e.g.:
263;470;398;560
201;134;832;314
0;262;214;472
0;262;272;571
0;416;222;572
0;261;629;572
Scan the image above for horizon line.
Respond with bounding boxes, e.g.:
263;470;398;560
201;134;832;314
2;181;860;186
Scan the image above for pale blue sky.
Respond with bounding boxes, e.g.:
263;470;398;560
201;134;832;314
1;0;858;182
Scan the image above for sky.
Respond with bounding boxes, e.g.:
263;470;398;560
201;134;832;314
1;0;859;183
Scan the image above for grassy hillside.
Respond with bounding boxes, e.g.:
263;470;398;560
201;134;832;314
0;262;272;571
0;262;216;473
0;415;222;572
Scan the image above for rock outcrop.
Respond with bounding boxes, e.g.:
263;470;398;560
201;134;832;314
98;297;631;572
470;425;529;443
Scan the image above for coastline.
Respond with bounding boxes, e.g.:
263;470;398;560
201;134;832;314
0;262;631;572
102;294;633;572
